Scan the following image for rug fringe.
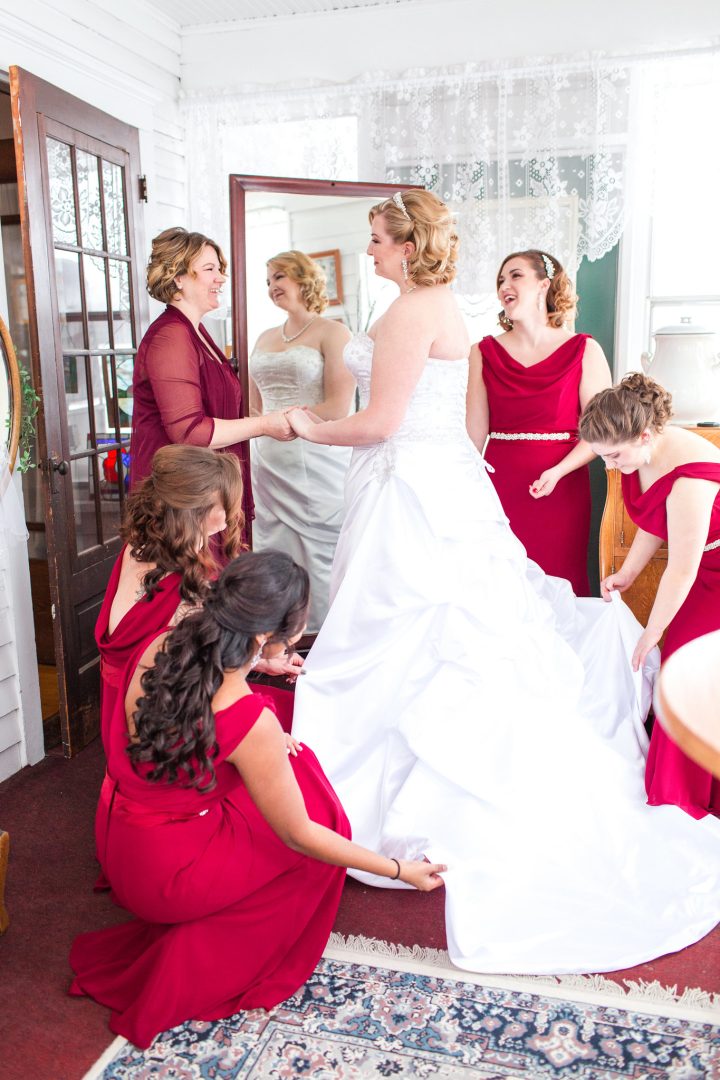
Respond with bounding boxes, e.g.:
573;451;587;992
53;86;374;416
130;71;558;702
324;932;720;1019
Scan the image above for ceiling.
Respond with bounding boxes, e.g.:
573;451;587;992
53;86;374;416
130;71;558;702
145;0;417;29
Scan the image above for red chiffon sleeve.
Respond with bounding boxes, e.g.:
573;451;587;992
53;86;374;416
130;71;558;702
143;321;215;447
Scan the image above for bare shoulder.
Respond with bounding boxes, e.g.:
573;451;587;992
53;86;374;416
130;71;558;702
673;426;720;463
253;326;282;352
581;336;609;364
318;317;352;348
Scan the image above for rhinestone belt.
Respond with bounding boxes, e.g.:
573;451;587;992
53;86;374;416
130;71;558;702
489;431;573;442
705;538;720;553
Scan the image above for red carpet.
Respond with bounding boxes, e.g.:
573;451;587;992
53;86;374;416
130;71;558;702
1;737;718;1080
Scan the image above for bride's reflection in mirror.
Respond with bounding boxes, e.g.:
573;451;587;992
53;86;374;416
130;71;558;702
249;250;356;632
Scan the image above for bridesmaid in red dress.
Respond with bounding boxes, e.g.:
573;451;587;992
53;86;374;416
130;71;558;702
71;552;446;1049
97;445;300;751
468;250;611;595
130;227;295;526
580;373;720;818
94;445;300;882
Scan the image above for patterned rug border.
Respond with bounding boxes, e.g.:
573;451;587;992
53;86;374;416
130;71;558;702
82;932;720;1079
324;931;720;1023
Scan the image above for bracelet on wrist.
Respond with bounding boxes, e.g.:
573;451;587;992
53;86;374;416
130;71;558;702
390;857;401;880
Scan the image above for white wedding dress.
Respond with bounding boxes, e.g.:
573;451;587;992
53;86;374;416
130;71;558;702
293;332;720;975
249;345;352;631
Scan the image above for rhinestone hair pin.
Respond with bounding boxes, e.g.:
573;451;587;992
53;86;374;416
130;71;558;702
392;191;411;220
541;253;555;280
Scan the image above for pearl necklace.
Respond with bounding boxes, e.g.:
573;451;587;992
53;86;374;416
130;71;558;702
281;315;319;343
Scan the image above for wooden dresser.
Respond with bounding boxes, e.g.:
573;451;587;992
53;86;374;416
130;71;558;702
599;426;720;628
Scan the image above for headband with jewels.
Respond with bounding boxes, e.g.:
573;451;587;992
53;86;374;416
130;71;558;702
541;253;555;280
392;191;412;220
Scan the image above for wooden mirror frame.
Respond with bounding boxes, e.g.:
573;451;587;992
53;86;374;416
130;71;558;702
229;175;415;428
0;314;22;473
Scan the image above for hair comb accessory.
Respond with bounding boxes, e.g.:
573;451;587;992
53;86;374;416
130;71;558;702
392;191;411;220
541;253;555;280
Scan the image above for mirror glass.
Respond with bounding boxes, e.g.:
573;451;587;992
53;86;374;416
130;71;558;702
232;178;405;634
0;314;20;473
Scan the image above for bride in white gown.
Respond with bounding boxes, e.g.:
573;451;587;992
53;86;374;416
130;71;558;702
286;190;720;976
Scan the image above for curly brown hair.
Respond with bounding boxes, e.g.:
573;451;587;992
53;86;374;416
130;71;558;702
128;552;310;791
579;372;674;445
121;445;245;604
369;190;459;287
267;250;329;315
496;250;577;330
146;227;227;304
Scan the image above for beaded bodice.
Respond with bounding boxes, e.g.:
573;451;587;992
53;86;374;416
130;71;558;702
250;345;325;410
344;333;469;446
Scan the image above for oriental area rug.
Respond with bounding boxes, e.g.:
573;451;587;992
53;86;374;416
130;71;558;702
85;935;720;1080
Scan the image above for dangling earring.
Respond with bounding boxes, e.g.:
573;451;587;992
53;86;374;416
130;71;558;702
401;256;409;282
537;290;546;312
642;435;652;465
251;637;266;668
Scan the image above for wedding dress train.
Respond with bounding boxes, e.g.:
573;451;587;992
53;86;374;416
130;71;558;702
292;333;720;975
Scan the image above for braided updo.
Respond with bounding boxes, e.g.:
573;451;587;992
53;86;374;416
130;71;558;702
579;372;674;445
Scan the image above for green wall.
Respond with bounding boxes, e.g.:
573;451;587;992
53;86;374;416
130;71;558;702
575;244;620;594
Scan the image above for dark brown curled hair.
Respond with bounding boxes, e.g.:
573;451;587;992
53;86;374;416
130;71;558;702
579;372;674;445
497;250;577;330
128;551;310;791
121;445;245;604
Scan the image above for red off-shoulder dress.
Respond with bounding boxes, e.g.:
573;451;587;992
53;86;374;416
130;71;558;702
479;334;592;596
622;461;720;818
94;549;295;880
70;640;350;1049
130;306;253;526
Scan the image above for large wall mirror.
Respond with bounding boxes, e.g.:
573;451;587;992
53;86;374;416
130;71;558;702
0;313;21;474
230;175;419;633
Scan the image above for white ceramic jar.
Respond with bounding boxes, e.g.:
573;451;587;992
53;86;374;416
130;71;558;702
641;319;720;424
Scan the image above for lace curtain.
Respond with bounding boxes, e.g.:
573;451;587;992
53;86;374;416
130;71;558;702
181;50;710;294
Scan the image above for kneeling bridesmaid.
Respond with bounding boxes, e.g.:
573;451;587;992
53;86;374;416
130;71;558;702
71;551;445;1049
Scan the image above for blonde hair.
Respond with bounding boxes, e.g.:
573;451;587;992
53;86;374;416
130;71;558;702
267;250;329;315
579;373;674;445
497;250;577;330
368;190;459;287
147;227;227;305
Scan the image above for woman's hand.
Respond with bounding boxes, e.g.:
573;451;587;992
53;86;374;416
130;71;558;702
632;626;662;672
256;651;305;682
286;407;320;441
600;569;635;601
529;466;562;499
263;411;296;441
284;734;303;757
397;859;447;892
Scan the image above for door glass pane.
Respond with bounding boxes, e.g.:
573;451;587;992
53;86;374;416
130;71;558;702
99;445;124;539
76;150;104;251
55;251;84;350
71;456;100;551
90;356;118;438
83;255;110;350
103;161;127;255
65;356;92;456
47;138;77;245
115;354;134;428
108;260;133;347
